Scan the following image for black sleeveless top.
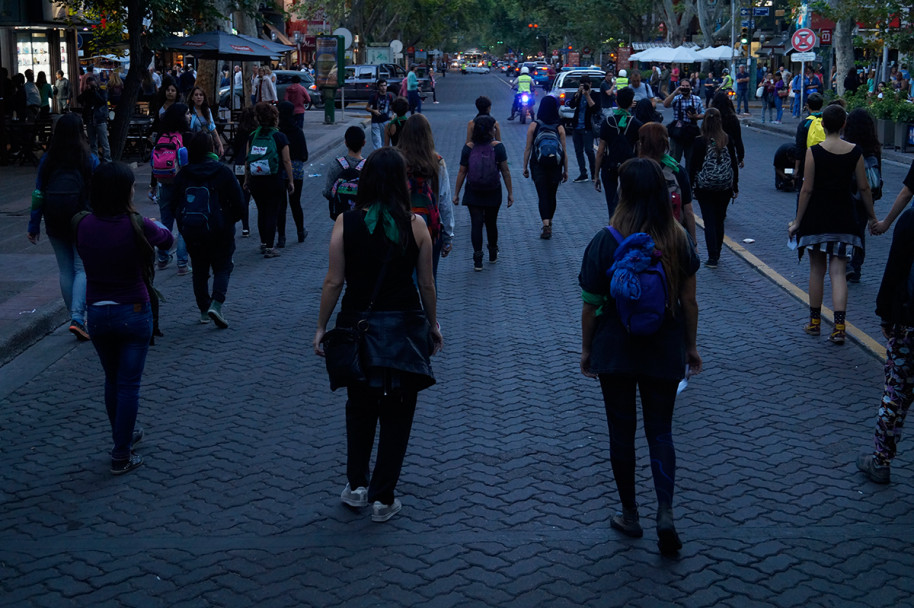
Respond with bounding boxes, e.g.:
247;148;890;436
341;209;421;312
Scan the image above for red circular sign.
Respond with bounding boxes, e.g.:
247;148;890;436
792;28;816;53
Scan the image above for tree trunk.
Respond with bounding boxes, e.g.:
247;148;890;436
234;9;259;108
833;17;854;97
110;0;148;161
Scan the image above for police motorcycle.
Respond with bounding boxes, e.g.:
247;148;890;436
509;67;536;124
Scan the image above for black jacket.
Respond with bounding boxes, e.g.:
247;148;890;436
877;208;914;326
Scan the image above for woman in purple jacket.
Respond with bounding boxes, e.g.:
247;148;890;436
75;162;174;475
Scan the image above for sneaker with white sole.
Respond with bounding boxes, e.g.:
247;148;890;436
340;483;368;508
371;498;402;522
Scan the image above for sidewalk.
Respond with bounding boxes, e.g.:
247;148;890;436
0;111;369;367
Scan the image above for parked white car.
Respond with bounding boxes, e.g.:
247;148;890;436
464;64;491;74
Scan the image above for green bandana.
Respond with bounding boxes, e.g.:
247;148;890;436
364;203;399;244
206;152;219;161
613;107;630;129
660;154;680;173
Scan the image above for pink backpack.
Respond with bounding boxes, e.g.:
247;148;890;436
151;132;184;180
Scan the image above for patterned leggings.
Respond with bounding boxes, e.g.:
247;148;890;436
874;326;914;464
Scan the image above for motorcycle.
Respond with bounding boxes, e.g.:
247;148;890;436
516;91;534;124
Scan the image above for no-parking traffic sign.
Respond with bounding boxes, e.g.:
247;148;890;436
792;29;816;53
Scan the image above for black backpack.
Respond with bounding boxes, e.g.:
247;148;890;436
43;167;88;234
601;114;637;171
532;120;564;167
178;183;223;240
329;157;365;220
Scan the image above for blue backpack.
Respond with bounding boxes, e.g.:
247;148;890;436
606;226;668;335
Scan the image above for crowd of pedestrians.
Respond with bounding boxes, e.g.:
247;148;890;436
20;62;914;558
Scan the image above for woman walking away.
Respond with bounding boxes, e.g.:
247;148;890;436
232;107;258;238
244;102;294;258
689;107;739;268
843;108;882;283
579;157;701;556
789;104;877;344
75;162;174;475
638;122;697;244
452;116;513;271
277;101;309;246
397;113;453;279
151;103;191;274
710;91;744;168
171;133;245;327
186;86;224;157
314;147;443;522
27;113;100;341
522;95;567;239
858;201;914;484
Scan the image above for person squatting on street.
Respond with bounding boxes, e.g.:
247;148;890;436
314;147;443;522
579;157;702;557
244;102;294;259
522;94;568;240
171;132;245;328
75;162;174;475
452;115;514;271
277;101;309;246
689;107;739;268
788;104;877;345
27;112;100;341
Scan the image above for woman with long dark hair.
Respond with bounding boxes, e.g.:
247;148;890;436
710;91;744;168
148;78;179;201
843;108;882;283
689;107;739;267
522;94;568;239
277;101;308;246
154;103;191;274
789;105;877;344
638;121;696;244
397;113;453;275
75;162;174;475
26;113;100;341
314;147;443;522
452;115;513;271
580;157;701;556
187;85;224;157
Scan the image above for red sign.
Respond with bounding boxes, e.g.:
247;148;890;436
820;29;832;45
552;50;559;56
792;28;816;53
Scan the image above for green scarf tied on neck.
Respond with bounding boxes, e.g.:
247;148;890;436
364;203;400;244
613;107;630;129
660;154;680;173
206;152;219;162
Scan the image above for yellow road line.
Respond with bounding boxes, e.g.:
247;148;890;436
694;216;884;359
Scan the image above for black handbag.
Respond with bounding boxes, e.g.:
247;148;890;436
320;246;392;391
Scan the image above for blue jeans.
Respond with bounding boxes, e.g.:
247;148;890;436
88;303;152;460
156;181;188;267
761;100;774;122
47;235;86;324
370;122;386;150
775;96;784;121
86;121;111;162
792;94;801;117
408;89;421;115
572;128;595;179
736;88;749;114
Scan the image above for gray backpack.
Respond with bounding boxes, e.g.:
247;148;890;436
695;139;733;191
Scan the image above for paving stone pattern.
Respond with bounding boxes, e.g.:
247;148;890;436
1;74;912;606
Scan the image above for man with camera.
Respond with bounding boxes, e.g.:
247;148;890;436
567;75;600;182
662;81;704;173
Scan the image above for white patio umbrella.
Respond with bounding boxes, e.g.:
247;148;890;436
699;46;739;61
629;47;665;62
650;46;706;63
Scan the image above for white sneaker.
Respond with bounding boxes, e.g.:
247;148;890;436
340;483;368;508
371;498;402;522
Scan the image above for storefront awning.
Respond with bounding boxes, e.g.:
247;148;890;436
264;23;293;47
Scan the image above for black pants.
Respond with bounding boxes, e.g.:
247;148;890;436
599;374;679;509
601;167;620;221
277;178;304;238
346;384;418;505
249;178;284;248
531;162;562;221
849;203;867;275
697;190;731;262
235;175;250;231
467;204;500;254
572;128;595;178
185;237;235;313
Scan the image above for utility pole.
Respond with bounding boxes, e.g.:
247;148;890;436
730;0;737;77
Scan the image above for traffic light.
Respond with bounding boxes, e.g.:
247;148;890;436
740;27;749;44
528;23;538;29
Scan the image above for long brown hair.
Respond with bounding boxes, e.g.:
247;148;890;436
701;107;728;151
397;114;439;197
611;158;688;309
637;122;669;161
